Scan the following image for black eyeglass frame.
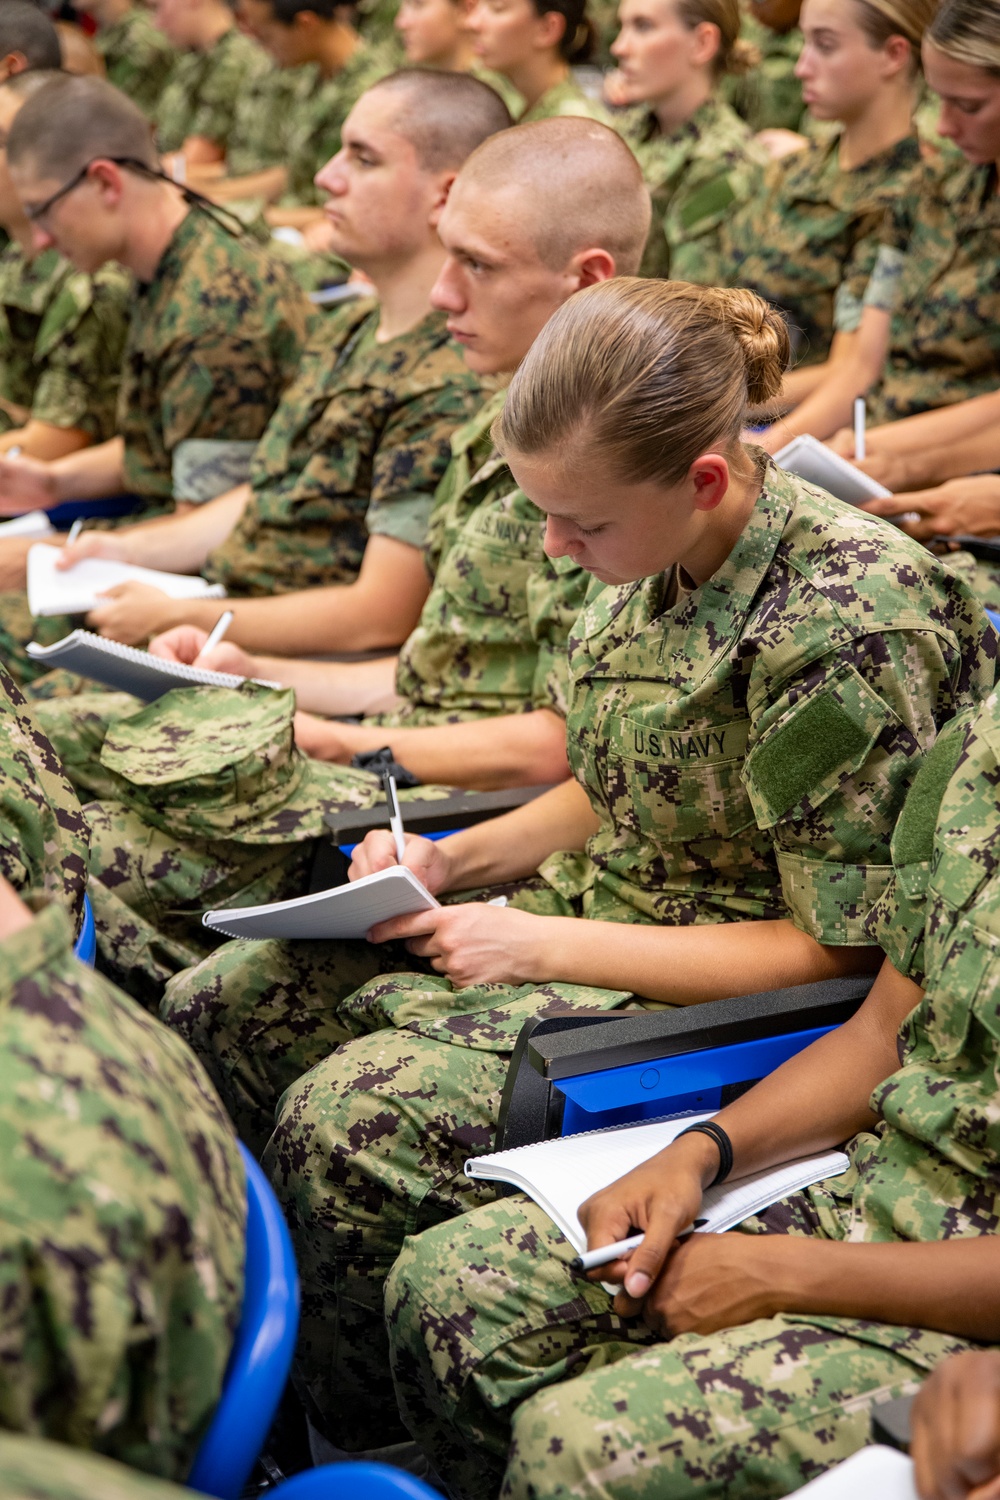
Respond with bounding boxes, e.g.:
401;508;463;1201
23;155;158;225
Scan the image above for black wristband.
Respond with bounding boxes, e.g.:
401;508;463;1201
675;1121;733;1188
349;745;422;788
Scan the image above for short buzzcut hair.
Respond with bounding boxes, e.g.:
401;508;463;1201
364;68;512;172
0;1;61;71
457;117;652;275
7;74;157;182
268;0;359;21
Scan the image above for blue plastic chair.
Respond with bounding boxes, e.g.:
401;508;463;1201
987;609;1000;635
72;893;96;967
188;1143;301;1500
277;1464;441;1499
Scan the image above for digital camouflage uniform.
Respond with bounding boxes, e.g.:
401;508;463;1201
383;690;1000;1500
626;96;767;283
155;25;270;154
95;5;178;119
517;76;611;123
225;61;305;176
279;45;393;207
0;243;131;442
723;13;804;134
718;132;923;366
0;900;245;1482
0;207;314;687
52;392;585;1025
858;158;1000;424
0;1434;205;1500
253;461;993;1446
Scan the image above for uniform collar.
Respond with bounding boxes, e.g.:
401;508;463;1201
0;901;74;1011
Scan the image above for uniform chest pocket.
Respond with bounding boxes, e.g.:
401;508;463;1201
433;538;536;636
593;710;756;845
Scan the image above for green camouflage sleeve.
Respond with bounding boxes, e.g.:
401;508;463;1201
0;900;245;1481
183;34;269;150
666;153;766;286
366;380;488;551
831;207;891;334
29;264;131;442
528;553;590;714
744;624;981;946
0;1433;202;1500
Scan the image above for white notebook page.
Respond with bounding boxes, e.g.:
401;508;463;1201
203;864;441;941
27;544;226;617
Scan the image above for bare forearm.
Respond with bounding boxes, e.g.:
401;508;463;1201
893;428;1000;493
766;360;875;450
210;165;288;204
442;775;598;889
49;437;124;501
773;1236;1000;1341
335;708;571;792
265;204;325;230
869;389;1000;459
0;421;89;462
118;485;251;573
261;653;399;715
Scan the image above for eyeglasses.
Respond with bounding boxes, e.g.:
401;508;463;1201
22;155;156;226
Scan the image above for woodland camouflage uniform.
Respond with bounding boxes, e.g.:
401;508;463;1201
155;25;270;154
0;244;131;442
626;95;766;283
384;692;1000;1500
95;6;178;118
251;463;993;1448
718;132;923;365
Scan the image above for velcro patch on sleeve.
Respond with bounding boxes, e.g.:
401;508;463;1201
679;174;737;230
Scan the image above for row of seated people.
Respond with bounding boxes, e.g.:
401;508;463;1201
0;2;997;1498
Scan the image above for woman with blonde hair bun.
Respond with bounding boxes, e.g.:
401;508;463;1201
287;279;997;1500
718;0;934;400
609;0;768;279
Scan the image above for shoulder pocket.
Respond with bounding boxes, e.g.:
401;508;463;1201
679;173;736;230
745;662;898;829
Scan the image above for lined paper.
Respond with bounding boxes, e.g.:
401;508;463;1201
203;864;440;940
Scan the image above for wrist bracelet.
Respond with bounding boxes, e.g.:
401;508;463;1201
675;1121;733;1188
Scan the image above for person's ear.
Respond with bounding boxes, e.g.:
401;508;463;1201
689;454;730;512
0;53;23;81
566;246;617;288
881;33;912;79
689;19;721;69
534;7;567;50
428;169;458;227
88;158;128;207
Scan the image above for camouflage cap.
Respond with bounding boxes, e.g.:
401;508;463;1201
98;682;347;843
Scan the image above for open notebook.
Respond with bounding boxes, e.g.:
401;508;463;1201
467;1113;849;1255
0;511;54;539
797;1448;917;1498
25;630;281;701
203;864;441;941
774;434;892;506
27;543;226;617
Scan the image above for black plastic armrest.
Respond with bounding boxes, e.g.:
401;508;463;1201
526;975;875;1082
871;1393;914;1453
932;534;1000;563
308;784;557;894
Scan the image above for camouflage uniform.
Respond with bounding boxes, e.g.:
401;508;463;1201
858;157;1000;424
0;243;131;442
95;5;178;119
0;900;245;1482
253;461;993;1444
0;207;314;687
225;61;304;176
625;96;767;283
718;132;923;366
0;1434;204;1500
155;25;270;154
518;76;611;123
723;13;804;134
279;46;393;208
383;689;1000;1500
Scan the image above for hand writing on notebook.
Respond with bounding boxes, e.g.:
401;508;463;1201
350;828;453;893
56;532;130;570
150;624;256;678
863;475;1000;542
86;582;178;644
367;898;546;988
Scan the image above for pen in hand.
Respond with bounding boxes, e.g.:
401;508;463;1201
382;769;406;862
66;518;84;546
571;1222;703;1273
195;608;234;664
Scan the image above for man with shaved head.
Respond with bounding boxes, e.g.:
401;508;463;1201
98;114;653;1463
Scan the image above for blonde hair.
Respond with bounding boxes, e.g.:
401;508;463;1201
928;0;1000;76
495;279;789;486
853;0;940;72
676;0;760;76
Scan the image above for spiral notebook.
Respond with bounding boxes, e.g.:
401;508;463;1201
25;629;280;702
466;1113;849;1252
27;543;226;617
774;434;891;505
203;864;441;941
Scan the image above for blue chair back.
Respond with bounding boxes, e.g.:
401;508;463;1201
987;609;1000;635
277;1463;442;1499
188;1143;300;1499
72;894;96;967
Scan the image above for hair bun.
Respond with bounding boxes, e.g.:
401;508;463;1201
720;287;790;406
726;36;760;75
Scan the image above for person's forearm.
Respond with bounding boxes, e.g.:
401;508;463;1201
771;1236;1000;1342
49;436;124;501
265;204;326;230
0;420;89;462
892;425;1000;493
335;708;571;791
210;165;288;204
442;776;599;890
766;359;876;450
260;653;400;715
868;389;1000;459
117;484;251;573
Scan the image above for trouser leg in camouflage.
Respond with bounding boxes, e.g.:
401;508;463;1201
385;1193;972;1500
160;877;563;1152
262;960;638;1447
0;592;77;688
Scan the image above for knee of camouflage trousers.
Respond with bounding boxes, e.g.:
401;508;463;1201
262;1027;514;1449
159;934;416;1154
385;1196;951;1500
